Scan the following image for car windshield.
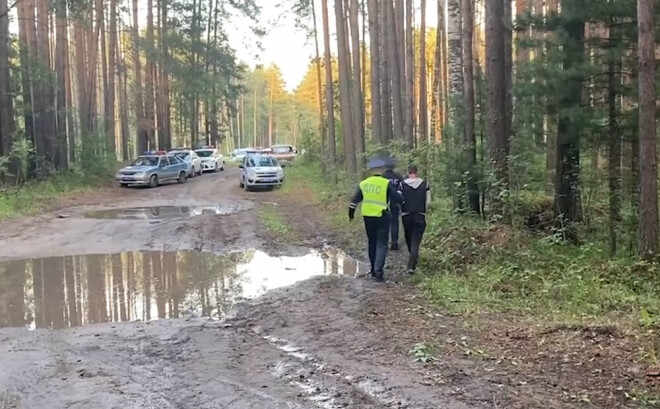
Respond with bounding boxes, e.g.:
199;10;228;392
272;146;291;154
196;150;214;157
247;156;276;167
131;157;159;167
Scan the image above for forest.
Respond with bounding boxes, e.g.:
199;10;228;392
2;1;660;277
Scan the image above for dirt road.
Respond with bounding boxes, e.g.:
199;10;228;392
0;168;607;408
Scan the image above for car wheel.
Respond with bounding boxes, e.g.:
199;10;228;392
243;180;250;192
239;178;244;188
149;175;158;188
220;162;225;171
178;171;187;184
120;183;129;188
214;163;219;173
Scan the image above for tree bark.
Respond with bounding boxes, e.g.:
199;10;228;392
335;0;356;174
379;0;393;142
349;0;365;163
503;0;513;144
367;0;382;145
311;0;326;161
54;0;68;169
429;0;445;143
145;0;156;149
0;0;16;163
385;0;404;141
321;0;337;163
463;0;478;213
447;0;463;119
418;0;427;145
405;0;415;146
555;0;584;240
107;0;118;159
607;23;620;257
637;0;658;259
132;0;147;152
486;0;508;213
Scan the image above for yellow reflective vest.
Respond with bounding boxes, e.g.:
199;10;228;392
359;175;390;217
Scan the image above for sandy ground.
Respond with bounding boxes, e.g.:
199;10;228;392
0;168;647;408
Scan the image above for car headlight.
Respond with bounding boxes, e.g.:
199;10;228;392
277;169;284;177
135;172;146;177
115;173;122;178
246;168;256;178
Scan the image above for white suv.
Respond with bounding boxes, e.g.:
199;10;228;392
195;147;225;173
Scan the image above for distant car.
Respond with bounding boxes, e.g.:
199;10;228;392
115;155;189;188
270;145;297;165
195;147;225;172
231;149;248;162
169;149;202;177
238;154;285;191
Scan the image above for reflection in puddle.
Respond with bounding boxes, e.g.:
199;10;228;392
0;248;363;329
84;204;249;220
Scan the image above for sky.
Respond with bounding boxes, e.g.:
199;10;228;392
227;0;439;92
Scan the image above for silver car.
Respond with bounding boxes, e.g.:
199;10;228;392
238;155;285;191
115;155;189;188
169;149;202;177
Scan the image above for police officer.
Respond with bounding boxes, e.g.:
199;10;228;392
348;158;403;282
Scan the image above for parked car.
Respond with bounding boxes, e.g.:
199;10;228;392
195;147;225;172
115;155;189;188
169;149;202;177
238;154;285;191
270;145;297;164
231;149;248;162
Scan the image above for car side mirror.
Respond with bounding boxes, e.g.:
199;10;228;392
238;164;244;169
280;163;286;168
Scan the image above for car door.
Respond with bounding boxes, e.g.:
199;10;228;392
157;157;170;180
192;152;200;172
167;156;182;179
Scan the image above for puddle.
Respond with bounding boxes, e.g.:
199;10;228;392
84;204;250;220
0;248;363;329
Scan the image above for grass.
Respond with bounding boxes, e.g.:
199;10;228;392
0;170;112;221
259;204;294;236
282;161;660;330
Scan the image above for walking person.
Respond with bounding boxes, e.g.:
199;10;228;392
383;164;404;250
399;164;430;274
349;158;403;282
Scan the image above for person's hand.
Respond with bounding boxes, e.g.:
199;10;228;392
348;214;354;221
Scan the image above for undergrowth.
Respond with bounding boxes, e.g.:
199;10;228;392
283;162;660;329
0;169;113;221
259;204;294;237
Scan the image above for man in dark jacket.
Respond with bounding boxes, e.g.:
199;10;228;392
399;164;430;274
349;162;403;282
383;165;404;250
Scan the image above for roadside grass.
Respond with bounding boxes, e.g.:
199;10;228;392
259;203;294;237
281;162;660;331
0;170;112;221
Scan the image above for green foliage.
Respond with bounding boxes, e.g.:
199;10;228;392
0;169;112;221
408;343;435;363
260;204;293;236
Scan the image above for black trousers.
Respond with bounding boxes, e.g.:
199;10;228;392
389;205;400;245
402;213;426;271
363;214;390;277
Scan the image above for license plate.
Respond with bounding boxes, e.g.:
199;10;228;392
122;178;134;182
262;178;276;183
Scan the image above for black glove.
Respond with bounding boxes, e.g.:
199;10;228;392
348;207;356;221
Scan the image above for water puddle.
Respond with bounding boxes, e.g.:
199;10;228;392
84;203;250;220
0;248;363;329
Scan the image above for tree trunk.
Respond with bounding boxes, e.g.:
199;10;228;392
145;0;156;149
321;0;337;163
555;0;584;241
463;0;479;213
54;0;68;169
311;0;326;162
379;0;393;142
335;0;356;174
486;0;508;214
100;0;111;157
447;0;463;122
503;0;513;144
637;0;658;259
367;0;382;145
0;0;15;162
607;23;621;257
405;0;415;146
429;0;445;143
36;0;55;169
515;0;528;63
132;0;147;152
161;0;171;149
385;0;404;141
108;0;118;159
418;0;427;145
349;0;365;164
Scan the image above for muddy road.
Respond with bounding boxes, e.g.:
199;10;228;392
0;168;592;409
